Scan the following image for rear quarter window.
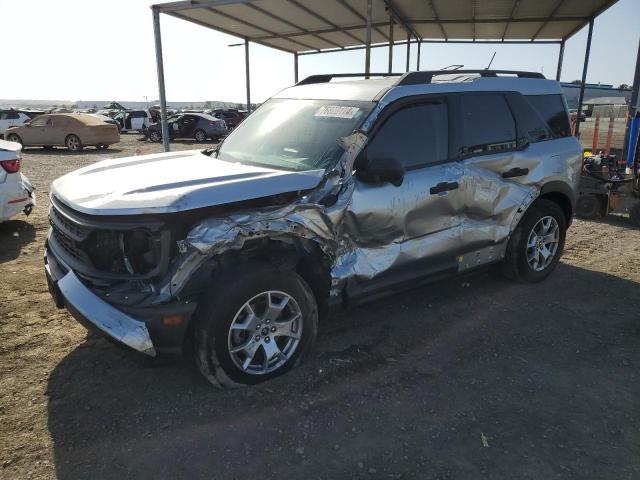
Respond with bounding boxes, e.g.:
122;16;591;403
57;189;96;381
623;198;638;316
525;94;571;138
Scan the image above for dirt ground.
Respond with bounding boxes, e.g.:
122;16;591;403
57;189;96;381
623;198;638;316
1;135;639;480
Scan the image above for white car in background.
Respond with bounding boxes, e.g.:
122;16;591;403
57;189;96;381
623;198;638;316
0;110;31;138
0;139;35;222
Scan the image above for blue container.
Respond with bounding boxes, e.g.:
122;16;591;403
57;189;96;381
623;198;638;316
627;115;639;167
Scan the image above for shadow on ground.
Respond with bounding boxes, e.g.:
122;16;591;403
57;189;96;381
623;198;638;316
46;264;640;479
21;147;124;156
0;220;36;263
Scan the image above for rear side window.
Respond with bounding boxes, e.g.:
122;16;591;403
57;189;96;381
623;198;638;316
526;94;571;138
459;94;517;155
130;111;147;118
31;117;48;127
367;100;449;169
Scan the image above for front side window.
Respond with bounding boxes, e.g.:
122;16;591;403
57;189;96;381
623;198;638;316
366;101;449;169
526;94;571;138
459;94;517;155
218;99;373;171
31;117;48;127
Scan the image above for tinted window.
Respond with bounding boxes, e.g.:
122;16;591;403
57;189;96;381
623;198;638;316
31;117;48;127
459;94;516;155
367;101;448;169
505;93;552;144
526;94;571;138
130;111;147;118
7;112;19;119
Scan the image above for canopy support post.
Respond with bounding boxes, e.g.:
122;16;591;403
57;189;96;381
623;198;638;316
417;40;421;70
294;52;299;83
556;40;565;81
245;38;251;112
365;0;372;78
575;18;594;137
152;7;170;152
623;39;640;164
405;33;410;72
388;18;394;73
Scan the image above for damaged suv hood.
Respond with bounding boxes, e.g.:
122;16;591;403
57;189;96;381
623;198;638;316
51;150;325;215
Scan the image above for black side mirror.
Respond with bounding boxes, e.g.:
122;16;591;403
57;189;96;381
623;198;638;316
356;151;405;187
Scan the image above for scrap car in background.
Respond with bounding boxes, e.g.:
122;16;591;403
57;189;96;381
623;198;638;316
145;112;226;142
209;109;246;130
0;109;32;138
0;139;35;222
5;113;120;151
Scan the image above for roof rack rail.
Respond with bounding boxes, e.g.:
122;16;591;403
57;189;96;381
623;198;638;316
397;70;545;85
296;73;403;86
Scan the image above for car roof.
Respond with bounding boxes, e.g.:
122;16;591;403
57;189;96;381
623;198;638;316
274;72;563;104
41;112;111;125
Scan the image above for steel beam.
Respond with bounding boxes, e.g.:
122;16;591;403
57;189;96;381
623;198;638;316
406;33;410;72
575;18;594;137
245;38;251;113
294;52;299;83
365;0;372;78
285;0;363;46
532;0;566;40
152;7;170;152
297;38;560;56
388;19;394;73
556;40;565;81
335;0;388;40
417;41;421;70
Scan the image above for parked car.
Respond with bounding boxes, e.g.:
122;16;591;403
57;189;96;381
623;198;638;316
111;109;156;133
210;109;246;130
0;139;35;222
44;70;581;387
5;113;120;151
145;113;226;142
0;110;31;138
89;113;120;128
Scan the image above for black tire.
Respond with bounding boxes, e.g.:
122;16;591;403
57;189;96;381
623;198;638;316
630;202;640;226
501;199;567;283
575;194;602;219
65;134;83;151
6;133;22;145
194;129;207;142
194;262;318;388
148;130;162;143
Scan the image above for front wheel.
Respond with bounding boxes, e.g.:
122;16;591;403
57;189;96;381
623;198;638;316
194;129;207;142
148;130;162;143
194;262;318;388
6;133;22;145
65;134;83;151
501;199;567;282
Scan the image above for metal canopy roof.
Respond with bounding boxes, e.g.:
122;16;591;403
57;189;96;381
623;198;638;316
155;0;619;53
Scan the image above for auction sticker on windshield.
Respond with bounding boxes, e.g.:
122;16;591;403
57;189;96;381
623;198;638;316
314;105;360;119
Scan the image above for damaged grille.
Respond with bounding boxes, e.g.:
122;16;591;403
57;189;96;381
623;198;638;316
48;198;170;280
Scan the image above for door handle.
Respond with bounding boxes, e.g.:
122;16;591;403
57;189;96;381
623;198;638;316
501;167;529;178
430;181;459;195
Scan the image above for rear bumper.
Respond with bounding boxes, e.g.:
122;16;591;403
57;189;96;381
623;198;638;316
45;241;196;356
0;174;35;222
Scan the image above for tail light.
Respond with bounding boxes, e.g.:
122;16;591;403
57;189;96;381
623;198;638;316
0;159;20;173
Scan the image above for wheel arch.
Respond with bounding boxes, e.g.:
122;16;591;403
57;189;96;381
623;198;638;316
538;181;575;226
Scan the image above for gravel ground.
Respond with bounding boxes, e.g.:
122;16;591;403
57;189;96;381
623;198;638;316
1;135;639;480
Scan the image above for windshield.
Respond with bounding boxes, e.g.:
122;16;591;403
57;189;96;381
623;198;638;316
217;98;373;171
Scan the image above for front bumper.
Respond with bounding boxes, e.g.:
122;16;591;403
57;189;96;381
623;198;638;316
45;241;196;357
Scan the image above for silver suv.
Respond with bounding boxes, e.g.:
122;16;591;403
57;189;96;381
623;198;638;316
45;70;582;387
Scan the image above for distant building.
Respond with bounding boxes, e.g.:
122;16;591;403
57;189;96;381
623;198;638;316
561;83;631;109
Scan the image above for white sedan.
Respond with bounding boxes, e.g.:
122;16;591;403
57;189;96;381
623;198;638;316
0;139;35;222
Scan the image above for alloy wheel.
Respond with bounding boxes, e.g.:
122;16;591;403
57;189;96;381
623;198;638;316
526;216;560;272
227;290;303;375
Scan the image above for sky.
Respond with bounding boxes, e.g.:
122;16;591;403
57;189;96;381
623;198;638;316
1;0;638;104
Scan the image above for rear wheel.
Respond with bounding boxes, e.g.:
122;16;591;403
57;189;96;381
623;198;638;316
575;194;602;219
65;134;83;151
194;262;318;388
6;133;21;145
501;199;567;282
148;130;162;143
194;129;207;142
